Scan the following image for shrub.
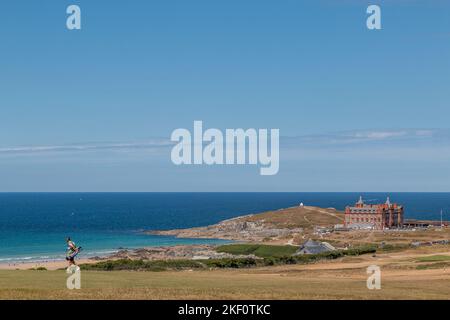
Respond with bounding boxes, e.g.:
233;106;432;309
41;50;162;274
28;267;47;271
80;244;377;271
203;258;259;268
80;259;205;271
346;245;377;256
35;267;47;271
216;244;298;258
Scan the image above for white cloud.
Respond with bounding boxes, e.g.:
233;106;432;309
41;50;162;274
353;131;407;140
0;129;448;158
0;139;172;155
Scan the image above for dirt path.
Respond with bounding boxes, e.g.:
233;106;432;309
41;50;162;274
315;208;344;221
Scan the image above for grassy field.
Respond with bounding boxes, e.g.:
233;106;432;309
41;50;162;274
1;247;450;300
326;227;450;247
0;265;449;300
416;255;450;262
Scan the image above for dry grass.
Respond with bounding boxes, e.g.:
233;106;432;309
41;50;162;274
326;228;450;247
1;247;450;300
244;206;343;230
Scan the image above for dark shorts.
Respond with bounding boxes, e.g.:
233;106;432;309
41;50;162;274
66;250;79;261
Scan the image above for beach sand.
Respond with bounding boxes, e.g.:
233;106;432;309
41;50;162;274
0;259;94;271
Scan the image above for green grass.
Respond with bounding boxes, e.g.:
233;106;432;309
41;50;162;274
216;244;298;258
416;262;450;270
416;255;450;263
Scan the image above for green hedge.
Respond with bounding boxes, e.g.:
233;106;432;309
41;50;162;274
259;245;376;266
203;258;259;268
81;258;205;271
216;244;299;258
80;245;376;271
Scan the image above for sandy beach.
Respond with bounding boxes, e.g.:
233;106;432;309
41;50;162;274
0;259;94;271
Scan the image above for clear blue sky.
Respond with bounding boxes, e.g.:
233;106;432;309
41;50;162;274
0;1;449;191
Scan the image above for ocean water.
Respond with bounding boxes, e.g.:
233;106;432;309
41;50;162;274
0;192;449;263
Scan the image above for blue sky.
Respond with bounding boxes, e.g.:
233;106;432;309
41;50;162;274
0;1;449;191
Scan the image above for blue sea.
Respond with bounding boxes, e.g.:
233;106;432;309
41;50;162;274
0;193;449;263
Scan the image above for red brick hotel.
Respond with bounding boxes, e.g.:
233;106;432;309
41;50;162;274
344;196;404;230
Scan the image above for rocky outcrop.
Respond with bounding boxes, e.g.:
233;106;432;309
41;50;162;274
148;215;303;242
146;205;343;242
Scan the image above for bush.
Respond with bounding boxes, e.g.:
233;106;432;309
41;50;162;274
80;259;206;271
377;243;409;252
203;258;259;268
346;245;377;256
80;244;377;271
216;244;298;258
28;267;47;271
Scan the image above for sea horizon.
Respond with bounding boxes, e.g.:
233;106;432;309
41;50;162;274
1;192;449;264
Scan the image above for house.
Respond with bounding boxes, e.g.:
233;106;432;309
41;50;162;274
294;239;336;255
344;196;404;230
